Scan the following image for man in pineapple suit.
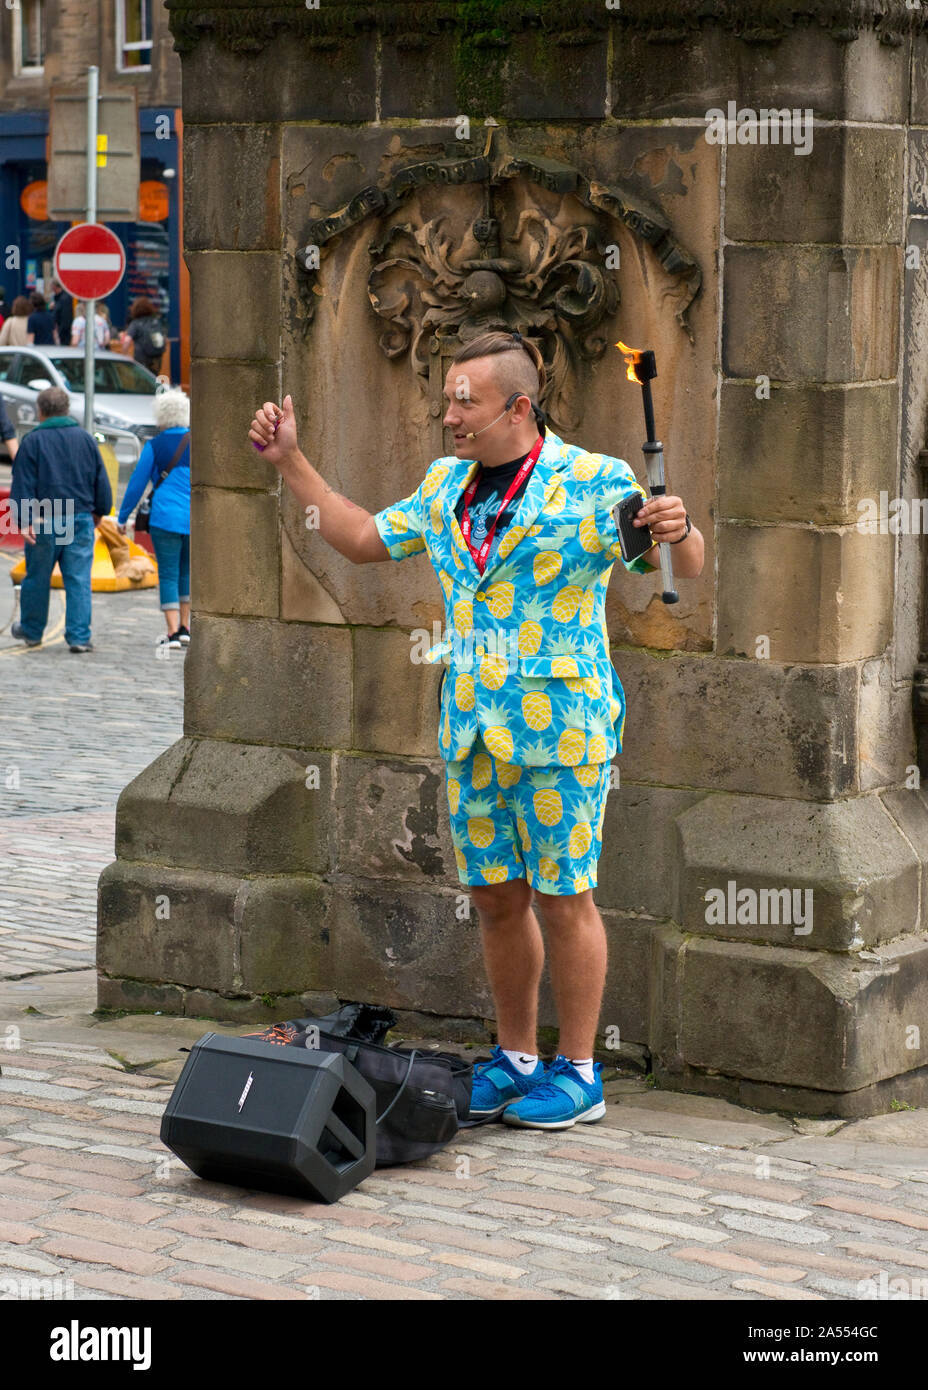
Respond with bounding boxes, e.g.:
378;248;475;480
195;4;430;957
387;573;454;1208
249;330;703;1130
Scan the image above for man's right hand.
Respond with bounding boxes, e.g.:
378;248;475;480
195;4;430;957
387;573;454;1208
249;394;298;471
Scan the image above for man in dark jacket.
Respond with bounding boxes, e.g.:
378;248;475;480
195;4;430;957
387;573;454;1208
50;280;73;346
10;386;112;652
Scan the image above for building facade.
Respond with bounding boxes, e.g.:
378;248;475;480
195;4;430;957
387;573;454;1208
0;0;187;384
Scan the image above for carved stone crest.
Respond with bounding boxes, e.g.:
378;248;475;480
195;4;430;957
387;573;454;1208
298;132;701;443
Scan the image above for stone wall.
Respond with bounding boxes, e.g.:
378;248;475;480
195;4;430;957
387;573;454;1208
99;0;928;1115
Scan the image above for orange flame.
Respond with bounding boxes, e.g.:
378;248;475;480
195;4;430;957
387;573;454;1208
615;340;642;384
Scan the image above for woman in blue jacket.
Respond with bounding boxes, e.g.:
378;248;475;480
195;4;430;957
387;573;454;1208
117;388;191;650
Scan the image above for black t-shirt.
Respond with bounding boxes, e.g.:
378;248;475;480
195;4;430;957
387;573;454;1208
454;449;536;567
27;310;56;345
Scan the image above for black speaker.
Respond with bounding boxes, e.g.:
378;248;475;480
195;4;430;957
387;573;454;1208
160;1033;377;1204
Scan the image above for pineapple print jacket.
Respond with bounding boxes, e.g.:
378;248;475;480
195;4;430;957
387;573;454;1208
373;429;654;768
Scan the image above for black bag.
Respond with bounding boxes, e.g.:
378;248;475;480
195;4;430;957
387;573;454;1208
136;315;166;360
243;1004;496;1167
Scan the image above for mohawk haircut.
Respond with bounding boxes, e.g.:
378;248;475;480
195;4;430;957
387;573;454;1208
450;330;547;409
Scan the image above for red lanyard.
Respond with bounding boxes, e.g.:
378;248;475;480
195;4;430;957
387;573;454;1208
460;435;543;574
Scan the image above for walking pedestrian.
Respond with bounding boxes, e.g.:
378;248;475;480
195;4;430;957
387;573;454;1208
49;280;74;347
0;296;33;347
124;298;167;376
70;302;110;349
249;330;704;1131
26;291;56;346
9;386;112;653
117;387;190;650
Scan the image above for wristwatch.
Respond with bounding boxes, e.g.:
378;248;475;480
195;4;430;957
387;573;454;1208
670;512;691;544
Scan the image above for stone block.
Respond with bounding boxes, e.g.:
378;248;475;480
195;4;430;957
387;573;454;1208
650;927;928;1094
454;31;607;121
911;40;928;126
352;626;441;758
859;657;918;793
716;523;894;664
333;753;455;882
183;124;281;251
723;246;899;383
614;650;858;799
189;361;280;490
329;885;491;1017
379;30;608;120
596;784;708;917
718;382;899;526
880;787;928;934
178;36;376;124
98;861;333;999
610;27;908;124
238;876;333;996
183;616;352;749
97;861;238;993
598;911;655;1046
280;526;346;624
675;793;920;952
190;488;279;619
114;737;333;876
726;126;903;245
188;252;281;362
95;976;186;1016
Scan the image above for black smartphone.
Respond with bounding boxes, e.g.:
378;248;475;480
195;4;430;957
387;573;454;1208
615;491;654;563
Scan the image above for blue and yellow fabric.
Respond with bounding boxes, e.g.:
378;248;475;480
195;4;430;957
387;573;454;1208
373;429;654;770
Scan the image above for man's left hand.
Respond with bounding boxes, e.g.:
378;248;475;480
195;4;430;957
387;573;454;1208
23;524;36;546
634;494;688;543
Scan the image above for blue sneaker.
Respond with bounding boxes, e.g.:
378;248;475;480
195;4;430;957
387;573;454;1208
502;1055;606;1129
467;1044;547;1118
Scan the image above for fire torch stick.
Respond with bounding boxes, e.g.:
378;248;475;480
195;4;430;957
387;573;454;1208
615;340;678;605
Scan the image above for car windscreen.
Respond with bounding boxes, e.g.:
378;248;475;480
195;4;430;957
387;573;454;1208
47;357;159;395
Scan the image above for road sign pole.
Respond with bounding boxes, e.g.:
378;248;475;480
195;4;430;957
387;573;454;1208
84;65;98;433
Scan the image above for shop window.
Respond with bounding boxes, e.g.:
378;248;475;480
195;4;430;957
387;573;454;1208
116;0;153;71
13;0;45;74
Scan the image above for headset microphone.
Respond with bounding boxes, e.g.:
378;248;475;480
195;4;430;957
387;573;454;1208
464;393;521;440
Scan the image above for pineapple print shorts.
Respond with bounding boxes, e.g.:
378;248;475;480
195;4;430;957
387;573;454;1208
444;732;612;896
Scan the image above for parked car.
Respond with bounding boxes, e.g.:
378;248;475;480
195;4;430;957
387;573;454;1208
0;345;165;466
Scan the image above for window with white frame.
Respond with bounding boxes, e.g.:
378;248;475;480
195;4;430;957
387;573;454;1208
116;0;153;71
13;0;46;75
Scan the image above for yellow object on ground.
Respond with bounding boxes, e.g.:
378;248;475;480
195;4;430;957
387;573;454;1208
9;516;158;592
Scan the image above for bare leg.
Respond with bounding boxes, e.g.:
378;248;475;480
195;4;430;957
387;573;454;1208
163;606;180;635
180;601;190;629
470;878;543;1053
532;888;607;1059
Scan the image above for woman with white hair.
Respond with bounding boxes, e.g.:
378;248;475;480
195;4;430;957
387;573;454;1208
117;388;191;649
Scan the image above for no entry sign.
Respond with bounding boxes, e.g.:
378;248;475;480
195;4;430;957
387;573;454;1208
53;223;126;300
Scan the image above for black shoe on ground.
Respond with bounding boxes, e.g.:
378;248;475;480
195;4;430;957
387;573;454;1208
11;622;41;647
176;624;190;646
68;642;94;653
158;631;182;651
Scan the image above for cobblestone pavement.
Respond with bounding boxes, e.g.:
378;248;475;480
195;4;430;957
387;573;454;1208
2;547;928;1301
0;547;184;978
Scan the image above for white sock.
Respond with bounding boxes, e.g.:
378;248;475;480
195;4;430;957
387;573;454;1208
568;1057;595;1084
502;1048;539;1074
